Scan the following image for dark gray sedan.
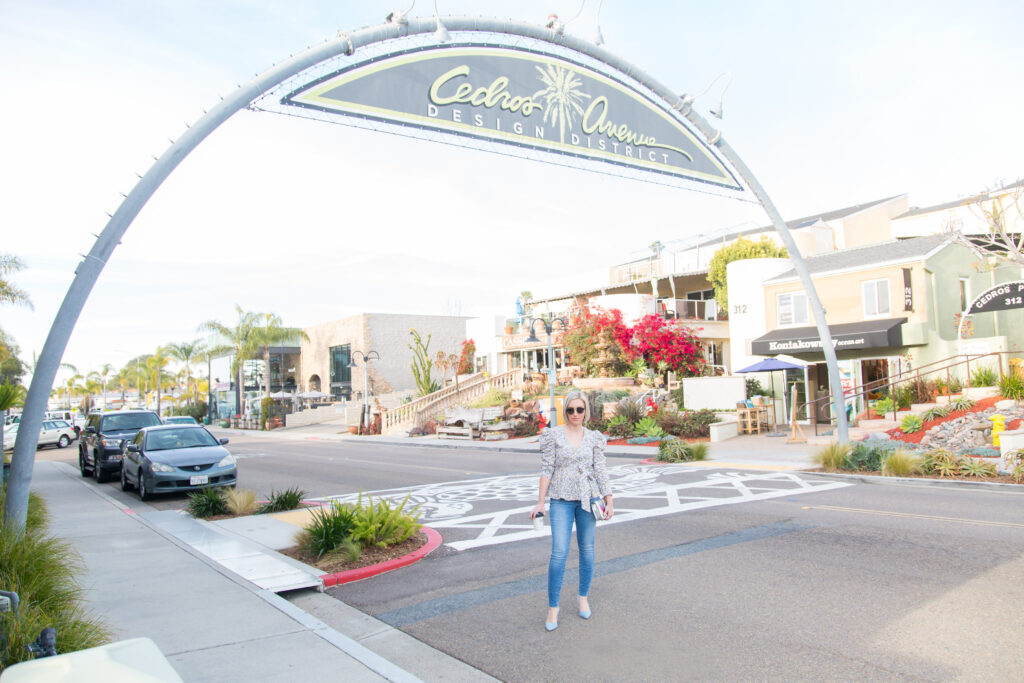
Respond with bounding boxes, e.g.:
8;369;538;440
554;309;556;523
120;424;237;500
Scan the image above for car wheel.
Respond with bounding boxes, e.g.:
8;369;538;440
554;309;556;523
138;472;150;501
79;450;90;477
94;458;109;483
57;435;70;449
120;464;133;492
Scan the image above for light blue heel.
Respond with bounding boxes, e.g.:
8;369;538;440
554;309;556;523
545;620;558;631
578;609;591;619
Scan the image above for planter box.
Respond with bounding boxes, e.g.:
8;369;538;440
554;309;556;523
709;419;738;443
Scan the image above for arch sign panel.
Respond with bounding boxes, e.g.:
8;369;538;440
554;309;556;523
283;45;741;190
965;280;1024;315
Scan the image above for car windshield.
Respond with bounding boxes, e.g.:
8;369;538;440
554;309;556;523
166;417;197;424
102;413;162;432
144;428;219;451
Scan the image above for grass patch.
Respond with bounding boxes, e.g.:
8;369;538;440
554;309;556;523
813;442;852;471
259;486;307;514
299;492;422;559
881;449;923;477
656;439;709;463
224;488;259;516
466;389;509;408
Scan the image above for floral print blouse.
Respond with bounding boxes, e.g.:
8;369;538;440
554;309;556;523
539;426;612;501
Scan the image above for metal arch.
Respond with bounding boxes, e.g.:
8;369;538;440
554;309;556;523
5;15;847;531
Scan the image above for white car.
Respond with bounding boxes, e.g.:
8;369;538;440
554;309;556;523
3;420;77;451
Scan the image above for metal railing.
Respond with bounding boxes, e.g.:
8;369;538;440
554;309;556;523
382;368;526;434
797;351;1020;436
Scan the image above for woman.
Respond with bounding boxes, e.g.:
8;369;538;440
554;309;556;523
530;391;614;631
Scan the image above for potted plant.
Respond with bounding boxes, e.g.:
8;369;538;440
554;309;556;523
504;319;516;335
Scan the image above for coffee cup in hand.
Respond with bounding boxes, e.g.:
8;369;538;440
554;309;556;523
533;511;544;532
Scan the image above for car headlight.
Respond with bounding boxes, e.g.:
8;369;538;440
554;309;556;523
149;462;175;473
101;438;123;448
217;454;236;467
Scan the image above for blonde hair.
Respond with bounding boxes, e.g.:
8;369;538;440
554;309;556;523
562;390;590;423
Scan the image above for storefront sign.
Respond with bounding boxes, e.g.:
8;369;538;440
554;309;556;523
964;280;1024;314
283;45;741;189
751;317;907;356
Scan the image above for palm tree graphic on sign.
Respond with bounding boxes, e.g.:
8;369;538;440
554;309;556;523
533;64;591;144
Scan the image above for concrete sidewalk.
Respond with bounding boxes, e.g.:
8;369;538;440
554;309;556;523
30;461;494;682
209;422;821;471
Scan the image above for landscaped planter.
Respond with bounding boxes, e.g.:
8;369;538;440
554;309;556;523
573;377;635;391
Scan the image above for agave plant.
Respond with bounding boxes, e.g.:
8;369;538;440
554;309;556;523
947;396;976;413
919;405;950;422
900;414;923;434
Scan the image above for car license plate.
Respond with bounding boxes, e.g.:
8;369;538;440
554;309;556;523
189;475;209;486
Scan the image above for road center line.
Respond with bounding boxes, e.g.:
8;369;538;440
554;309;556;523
804;505;1024;528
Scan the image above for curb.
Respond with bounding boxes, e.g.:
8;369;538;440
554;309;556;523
801;470;1024;492
321;526;443;587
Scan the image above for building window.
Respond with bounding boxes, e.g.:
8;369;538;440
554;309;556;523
777;292;808;326
862;279;890;317
959;278;970;312
329;344;351;398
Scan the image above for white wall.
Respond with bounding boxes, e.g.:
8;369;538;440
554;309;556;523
726;257;791;372
367;314;469;392
590;293;656;324
681;376;746;410
466;315;505;374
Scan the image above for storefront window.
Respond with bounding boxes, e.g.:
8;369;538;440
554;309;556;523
329;345;351;399
862;279;890;317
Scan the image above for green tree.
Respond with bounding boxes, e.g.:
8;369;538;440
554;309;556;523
707;236;788;314
251;314;308;399
167;340;206;406
198;306;261;417
0;253;32;309
0;328;25;385
145;347;171;416
0;381;26;462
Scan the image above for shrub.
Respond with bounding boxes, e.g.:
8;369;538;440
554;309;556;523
513;419;540;438
657;409;719;438
633;416;665;438
882;449;923;476
999;373;1024;402
223;488;259;516
900;414;923;434
908;377;937;404
467;389;509;408
187;487;228;518
606;415;633;438
302;503;359;558
585;418;609;433
922;449;961;477
919;405;950;422
657;439;709;462
260;486;307;514
1006;450;1024;484
614;397;644;424
947;396;976;413
845;442;897;471
350;493;422;549
813;442;851;471
669;386;685;410
871;398;895;416
892;384;914;409
745;378;767;399
959;457;997;478
970;365;998;387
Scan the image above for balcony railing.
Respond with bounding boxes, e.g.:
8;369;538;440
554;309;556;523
662;299;721;321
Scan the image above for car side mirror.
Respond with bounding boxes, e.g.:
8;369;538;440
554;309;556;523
126;443;140;453
84;426;96;434
219;438;229;445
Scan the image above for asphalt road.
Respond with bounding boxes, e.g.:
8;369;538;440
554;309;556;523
41;432;1024;681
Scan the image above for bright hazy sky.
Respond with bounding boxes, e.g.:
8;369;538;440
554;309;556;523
2;0;1022;384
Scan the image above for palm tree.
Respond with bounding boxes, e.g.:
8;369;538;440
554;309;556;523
198;306;261;418
533;64;591;144
0;253;32;309
145;347;171;416
83;371;103;412
167;340;205;406
98;363;113;411
252;314;308;399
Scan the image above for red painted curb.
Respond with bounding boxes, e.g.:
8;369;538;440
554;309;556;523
320;526;442;587
639;457;672;465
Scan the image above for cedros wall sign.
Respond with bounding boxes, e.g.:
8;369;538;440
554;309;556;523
283;44;741;190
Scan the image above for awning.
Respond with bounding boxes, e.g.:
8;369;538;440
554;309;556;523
751;317;907;356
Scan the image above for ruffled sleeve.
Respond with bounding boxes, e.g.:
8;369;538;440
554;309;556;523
539;427;555;479
590;430;612;497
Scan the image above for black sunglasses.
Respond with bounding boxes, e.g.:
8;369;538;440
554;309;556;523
565;406;586;415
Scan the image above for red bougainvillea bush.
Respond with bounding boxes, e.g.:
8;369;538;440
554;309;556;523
457;338;476;374
562;301;705;377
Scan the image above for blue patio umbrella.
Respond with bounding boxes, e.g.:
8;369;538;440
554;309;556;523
736;358;805;430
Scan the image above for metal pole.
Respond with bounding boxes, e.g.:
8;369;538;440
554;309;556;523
363;360;370;431
546;324;556;427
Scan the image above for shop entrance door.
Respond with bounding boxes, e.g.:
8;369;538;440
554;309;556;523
808;363;832;423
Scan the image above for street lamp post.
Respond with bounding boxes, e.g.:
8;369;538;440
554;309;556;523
524;317;567;427
348;350;380;432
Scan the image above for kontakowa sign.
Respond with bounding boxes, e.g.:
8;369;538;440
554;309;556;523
282;45;741;189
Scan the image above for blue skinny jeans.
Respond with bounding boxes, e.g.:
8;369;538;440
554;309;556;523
547;498;598;608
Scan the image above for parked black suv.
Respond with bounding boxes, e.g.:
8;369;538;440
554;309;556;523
79;410;162;482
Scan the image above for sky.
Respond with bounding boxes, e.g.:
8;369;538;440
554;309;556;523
2;0;1022;386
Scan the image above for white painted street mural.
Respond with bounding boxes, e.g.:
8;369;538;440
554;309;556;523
314;465;852;551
